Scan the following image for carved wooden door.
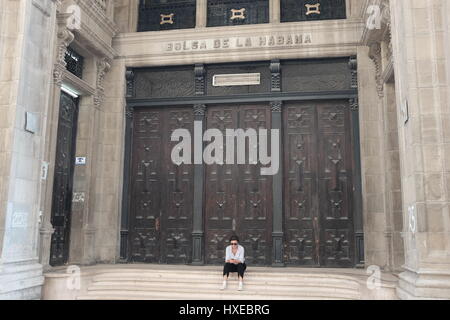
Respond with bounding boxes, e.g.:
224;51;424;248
50;91;79;266
284;101;354;267
129;107;194;264
205;104;272;266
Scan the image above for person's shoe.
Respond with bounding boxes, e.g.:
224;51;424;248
221;280;227;290
238;282;243;291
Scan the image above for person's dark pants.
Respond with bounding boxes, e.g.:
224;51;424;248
223;263;247;279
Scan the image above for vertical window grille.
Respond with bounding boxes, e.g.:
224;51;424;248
64;47;84;79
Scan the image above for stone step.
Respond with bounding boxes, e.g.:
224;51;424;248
91;272;361;287
91;267;363;280
78;289;358;300
79;266;364;300
87;281;361;297
90;277;360;290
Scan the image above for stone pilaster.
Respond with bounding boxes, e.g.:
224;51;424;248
39;13;75;271
0;0;59;299
389;0;450;299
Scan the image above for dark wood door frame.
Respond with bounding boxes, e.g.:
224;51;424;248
120;59;364;268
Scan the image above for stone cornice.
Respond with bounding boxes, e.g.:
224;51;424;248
73;0;118;36
114;19;363;67
116;19;363;43
75;19;117;60
63;69;96;96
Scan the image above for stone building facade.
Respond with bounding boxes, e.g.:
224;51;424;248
0;0;449;299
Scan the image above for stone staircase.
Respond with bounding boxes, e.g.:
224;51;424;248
76;265;364;300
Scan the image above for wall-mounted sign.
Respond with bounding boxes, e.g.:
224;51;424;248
41;161;49;180
164;33;312;52
213;73;261;87
401;99;409;125
75;157;86;165
12;212;28;228
72;192;85;203
408;205;416;234
25;112;39;134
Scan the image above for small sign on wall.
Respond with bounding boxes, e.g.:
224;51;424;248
41;161;49;180
25;112;39;134
12;212;28;228
75;157;86;165
213;73;261;87
401;99;409;125
72;192;85;203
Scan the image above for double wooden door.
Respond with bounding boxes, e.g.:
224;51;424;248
129;107;194;264
204;104;273;265
283;101;355;267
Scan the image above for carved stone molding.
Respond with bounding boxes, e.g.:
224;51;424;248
193;104;207;117
350;97;359;111
94;58;111;106
53;17;75;86
270;59;281;92
55;19;75;67
368;42;384;98
125;106;134;119
195;64;206;95
348;56;358;89
53;64;66;87
270;101;282;113
125;69;135;98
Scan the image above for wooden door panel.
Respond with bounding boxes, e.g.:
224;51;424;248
130;110;164;263
317;103;354;267
205;106;239;264
237;105;272;266
161;109;194;264
283;103;319;266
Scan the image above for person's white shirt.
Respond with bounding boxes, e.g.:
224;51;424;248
225;244;245;264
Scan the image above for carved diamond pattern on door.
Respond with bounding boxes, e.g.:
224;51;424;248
129;108;194;264
285;229;315;264
324;229;351;265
